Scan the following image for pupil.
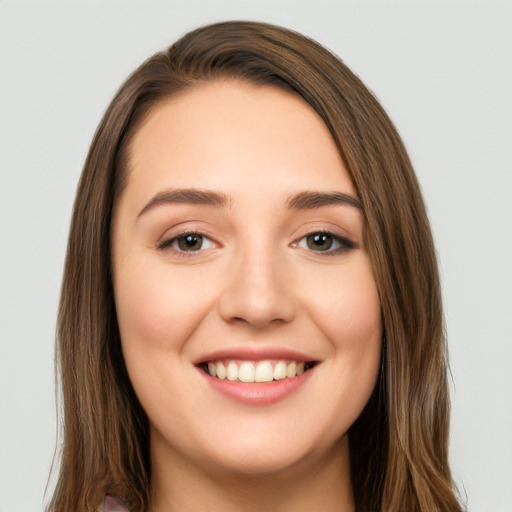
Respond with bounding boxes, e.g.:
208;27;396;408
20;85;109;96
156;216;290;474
178;234;202;251
307;233;332;251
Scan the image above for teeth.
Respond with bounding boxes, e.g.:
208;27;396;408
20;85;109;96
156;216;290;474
204;360;312;382
207;362;217;377
255;361;273;382
216;362;226;380
227;361;238;381
239;362;255;383
273;361;287;380
286;362;296;378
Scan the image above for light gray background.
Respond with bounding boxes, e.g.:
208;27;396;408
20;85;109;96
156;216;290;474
1;2;511;511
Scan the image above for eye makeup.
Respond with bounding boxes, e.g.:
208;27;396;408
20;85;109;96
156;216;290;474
293;230;356;256
156;228;356;260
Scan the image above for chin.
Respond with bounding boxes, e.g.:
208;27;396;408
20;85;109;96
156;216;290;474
186;422;348;479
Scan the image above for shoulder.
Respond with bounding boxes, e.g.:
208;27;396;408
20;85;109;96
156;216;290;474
98;495;130;512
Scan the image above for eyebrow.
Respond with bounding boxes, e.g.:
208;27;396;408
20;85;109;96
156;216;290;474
137;188;362;219
137;188;231;219
286;191;362;210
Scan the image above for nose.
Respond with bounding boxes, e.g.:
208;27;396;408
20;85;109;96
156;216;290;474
218;245;296;328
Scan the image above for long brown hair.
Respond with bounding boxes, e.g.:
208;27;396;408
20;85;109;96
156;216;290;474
48;21;463;512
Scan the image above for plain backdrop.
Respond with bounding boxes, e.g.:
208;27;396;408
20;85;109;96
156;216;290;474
1;2;511;511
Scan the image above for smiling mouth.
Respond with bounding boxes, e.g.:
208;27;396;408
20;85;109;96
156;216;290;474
199;360;317;383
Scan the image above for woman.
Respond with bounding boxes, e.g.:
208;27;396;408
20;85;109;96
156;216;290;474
48;21;464;512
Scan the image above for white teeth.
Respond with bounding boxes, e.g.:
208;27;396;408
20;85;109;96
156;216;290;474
216;362;226;380
207;362;217;377
273;361;287;380
227;361;238;381
255;361;273;382
286;362;297;378
239;362;255;382
205;359;312;382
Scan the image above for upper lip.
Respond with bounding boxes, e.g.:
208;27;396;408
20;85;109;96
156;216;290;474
194;346;318;365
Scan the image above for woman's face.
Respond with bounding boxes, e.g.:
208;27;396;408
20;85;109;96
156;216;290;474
112;81;381;477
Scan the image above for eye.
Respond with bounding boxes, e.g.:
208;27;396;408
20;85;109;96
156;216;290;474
295;231;355;254
158;232;215;253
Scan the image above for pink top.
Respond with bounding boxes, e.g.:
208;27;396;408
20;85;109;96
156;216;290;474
98;495;130;512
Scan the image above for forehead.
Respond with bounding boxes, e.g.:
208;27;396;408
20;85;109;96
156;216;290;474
124;80;355;203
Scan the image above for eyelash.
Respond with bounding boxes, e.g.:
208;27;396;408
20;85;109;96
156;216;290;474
157;230;216;256
293;231;355;256
157;230;355;257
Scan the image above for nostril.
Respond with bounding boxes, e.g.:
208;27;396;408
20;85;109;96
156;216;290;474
217;266;296;328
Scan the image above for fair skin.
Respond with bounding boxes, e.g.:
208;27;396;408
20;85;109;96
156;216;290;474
112;80;382;512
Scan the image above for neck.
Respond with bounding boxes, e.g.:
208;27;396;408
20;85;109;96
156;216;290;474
149;435;355;512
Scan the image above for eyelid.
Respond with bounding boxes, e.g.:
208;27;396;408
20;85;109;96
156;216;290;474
156;226;356;257
292;230;356;255
157;230;217;253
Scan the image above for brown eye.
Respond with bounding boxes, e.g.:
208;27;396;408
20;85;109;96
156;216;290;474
294;231;355;255
158;232;215;253
177;233;204;251
306;233;334;251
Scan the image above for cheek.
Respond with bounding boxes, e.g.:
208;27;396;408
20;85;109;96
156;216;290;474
114;259;214;356
303;256;382;405
306;256;382;348
113;260;218;428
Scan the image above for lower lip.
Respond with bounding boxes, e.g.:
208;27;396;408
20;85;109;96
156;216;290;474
198;367;315;405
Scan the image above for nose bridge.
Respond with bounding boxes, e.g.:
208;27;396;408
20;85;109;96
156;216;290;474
218;233;295;327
